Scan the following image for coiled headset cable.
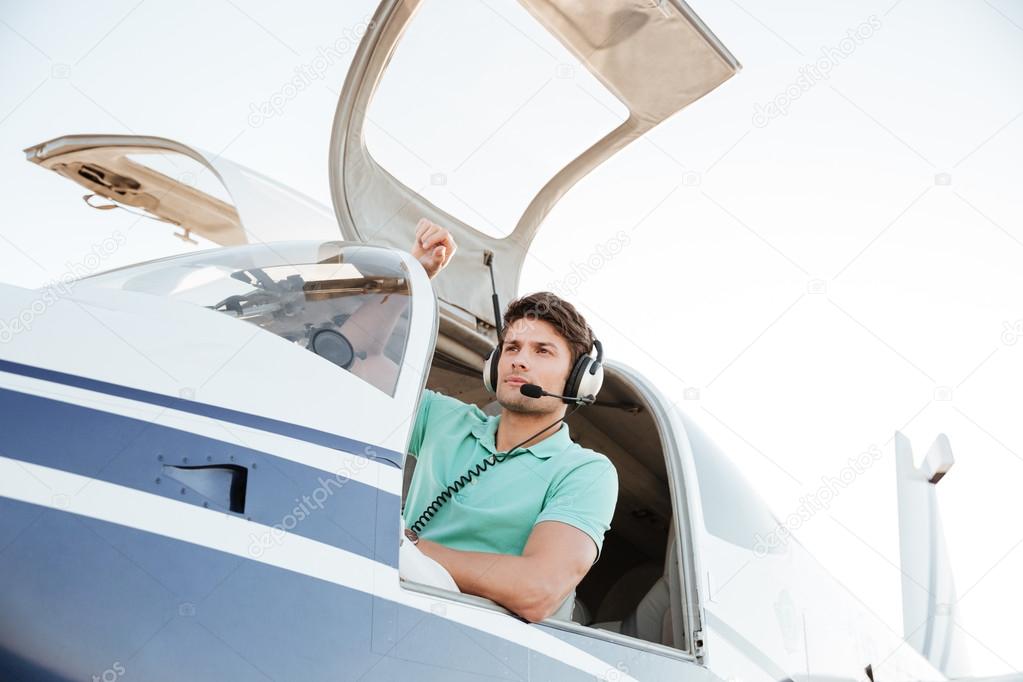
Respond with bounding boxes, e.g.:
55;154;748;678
408;401;586;534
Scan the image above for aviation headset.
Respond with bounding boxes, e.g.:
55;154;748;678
482;335;604;404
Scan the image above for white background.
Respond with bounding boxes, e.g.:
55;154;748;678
1;0;1021;674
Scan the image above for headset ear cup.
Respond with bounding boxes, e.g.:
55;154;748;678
577;360;604;400
483;347;500;394
562;355;590;402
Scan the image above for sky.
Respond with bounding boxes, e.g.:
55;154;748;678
1;0;1022;674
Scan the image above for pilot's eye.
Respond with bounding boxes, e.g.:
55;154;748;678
538;347;549;354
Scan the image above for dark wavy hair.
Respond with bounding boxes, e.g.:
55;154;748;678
501;291;594;365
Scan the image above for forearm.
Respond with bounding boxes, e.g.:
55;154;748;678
416;539;566;622
338;293;409;356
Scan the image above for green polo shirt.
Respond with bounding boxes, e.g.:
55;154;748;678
402;389;618;561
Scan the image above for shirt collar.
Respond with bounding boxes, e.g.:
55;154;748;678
470;414;573;459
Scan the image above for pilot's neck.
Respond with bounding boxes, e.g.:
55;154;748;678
494;406;568;453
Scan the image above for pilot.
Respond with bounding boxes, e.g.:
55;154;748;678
400;218;619;623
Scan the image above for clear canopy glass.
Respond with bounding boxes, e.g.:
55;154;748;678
81;241;413;396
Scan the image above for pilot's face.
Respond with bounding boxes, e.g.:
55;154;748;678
496;318;573;414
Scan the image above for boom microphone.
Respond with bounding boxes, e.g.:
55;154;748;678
519;383;595;405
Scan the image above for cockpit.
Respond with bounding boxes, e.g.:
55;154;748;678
78;241;413;396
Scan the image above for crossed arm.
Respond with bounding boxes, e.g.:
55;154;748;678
414;520;596;623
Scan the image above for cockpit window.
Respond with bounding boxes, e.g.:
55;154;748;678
80;241;412;396
676;408;783;553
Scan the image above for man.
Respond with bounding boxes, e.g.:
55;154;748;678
402;218;619;623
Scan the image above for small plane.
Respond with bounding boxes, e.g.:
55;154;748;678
0;1;1010;680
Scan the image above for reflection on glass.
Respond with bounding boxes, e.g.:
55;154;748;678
82;241;412;396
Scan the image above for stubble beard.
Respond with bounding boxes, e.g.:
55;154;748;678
496;385;561;416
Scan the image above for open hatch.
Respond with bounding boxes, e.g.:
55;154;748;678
330;0;740;335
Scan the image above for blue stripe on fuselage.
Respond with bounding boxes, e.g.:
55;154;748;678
0;497;601;682
0;386;398;567
0;358;402;467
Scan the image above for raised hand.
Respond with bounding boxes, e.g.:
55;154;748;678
412;217;458;279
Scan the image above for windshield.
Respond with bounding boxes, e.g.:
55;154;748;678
81;241;412;396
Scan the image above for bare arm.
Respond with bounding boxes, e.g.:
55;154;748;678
338;294;409;356
337;218;457;354
415;520;596;623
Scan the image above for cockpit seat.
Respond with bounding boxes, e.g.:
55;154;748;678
591;522;682;648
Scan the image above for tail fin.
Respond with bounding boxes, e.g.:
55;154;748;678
894;431;971;677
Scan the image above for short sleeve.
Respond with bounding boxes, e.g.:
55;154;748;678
407;388;437;457
535;457;618;562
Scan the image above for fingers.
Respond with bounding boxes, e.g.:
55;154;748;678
420;224;440;249
415;218;431;240
416;218;444;243
417;220;456;252
415;219;437;248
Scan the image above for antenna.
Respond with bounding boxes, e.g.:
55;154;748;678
484;250;502;339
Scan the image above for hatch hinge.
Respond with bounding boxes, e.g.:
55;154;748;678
692;628;705;660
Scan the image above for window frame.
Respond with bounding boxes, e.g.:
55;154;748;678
396;361;704;662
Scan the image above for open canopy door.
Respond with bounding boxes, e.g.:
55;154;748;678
330;0;740;331
25;134;337;247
